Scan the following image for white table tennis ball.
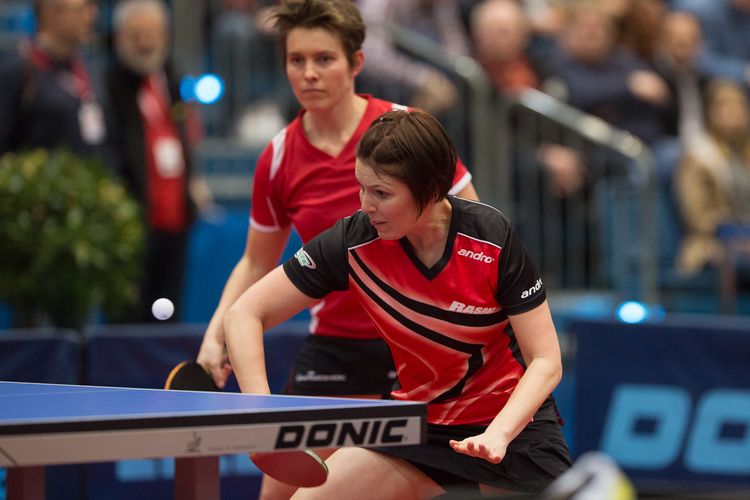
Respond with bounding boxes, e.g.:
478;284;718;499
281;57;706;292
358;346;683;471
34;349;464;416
152;298;174;321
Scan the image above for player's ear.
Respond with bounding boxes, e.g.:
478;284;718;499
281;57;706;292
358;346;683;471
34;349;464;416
351;49;365;78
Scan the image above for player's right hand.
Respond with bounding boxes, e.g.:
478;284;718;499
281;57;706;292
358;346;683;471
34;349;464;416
197;336;232;389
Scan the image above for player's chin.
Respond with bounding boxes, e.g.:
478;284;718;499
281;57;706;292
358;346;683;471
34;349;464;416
374;227;404;240
299;95;329;110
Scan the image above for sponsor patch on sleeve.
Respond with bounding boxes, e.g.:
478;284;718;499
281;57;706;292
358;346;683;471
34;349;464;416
294;248;317;270
521;278;543;299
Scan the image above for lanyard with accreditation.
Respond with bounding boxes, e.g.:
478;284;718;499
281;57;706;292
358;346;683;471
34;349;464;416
27;44;106;146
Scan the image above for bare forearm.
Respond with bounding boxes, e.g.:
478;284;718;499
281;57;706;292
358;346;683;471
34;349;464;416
223;307;271;394
204;257;266;344
486;357;562;442
222;266;316;395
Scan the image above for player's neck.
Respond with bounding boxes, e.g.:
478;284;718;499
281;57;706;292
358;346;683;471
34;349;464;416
303;94;368;156
405;198;452;268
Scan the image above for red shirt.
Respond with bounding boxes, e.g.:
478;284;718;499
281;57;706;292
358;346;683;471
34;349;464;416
138;73;187;233
251;95;473;339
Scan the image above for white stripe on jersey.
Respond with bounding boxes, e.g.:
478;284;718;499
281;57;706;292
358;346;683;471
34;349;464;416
249;215;280;233
269;127;288;180
448;171;472;195
309;300;325;334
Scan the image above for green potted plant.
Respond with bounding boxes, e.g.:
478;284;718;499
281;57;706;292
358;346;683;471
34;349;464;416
0;149;145;330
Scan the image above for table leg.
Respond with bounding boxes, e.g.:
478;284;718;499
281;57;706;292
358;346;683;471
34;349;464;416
174;456;220;500
7;466;45;500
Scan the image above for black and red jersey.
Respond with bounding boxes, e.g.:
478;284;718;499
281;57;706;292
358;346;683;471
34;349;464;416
251;95;472;340
283;197;550;425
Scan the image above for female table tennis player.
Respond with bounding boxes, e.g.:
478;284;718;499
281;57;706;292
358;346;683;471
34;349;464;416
224;109;572;498
197;0;476;497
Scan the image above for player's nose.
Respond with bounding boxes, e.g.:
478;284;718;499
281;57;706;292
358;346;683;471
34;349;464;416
303;62;319;80
360;193;376;213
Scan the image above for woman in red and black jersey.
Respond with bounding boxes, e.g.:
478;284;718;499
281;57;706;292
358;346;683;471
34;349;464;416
224;109;571;497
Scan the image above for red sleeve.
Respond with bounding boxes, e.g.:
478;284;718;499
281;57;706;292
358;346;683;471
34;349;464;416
249;138;291;232
402;103;472;195
449;156;473;195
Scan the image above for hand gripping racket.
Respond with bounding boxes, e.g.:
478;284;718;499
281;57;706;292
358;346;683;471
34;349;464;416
165;360;329;487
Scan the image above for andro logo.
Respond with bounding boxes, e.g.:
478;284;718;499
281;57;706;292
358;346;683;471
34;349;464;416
275;419;408;449
449;301;499;314
294;248;316;269
521;279;543;299
457;248;494;264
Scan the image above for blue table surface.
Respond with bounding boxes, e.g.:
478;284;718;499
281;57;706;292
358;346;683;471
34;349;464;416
0;381;420;425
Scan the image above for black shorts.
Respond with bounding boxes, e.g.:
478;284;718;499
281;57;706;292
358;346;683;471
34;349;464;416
373;402;572;493
282;335;397;396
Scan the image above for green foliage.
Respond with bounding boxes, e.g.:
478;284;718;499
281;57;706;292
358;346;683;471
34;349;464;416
0;149;144;329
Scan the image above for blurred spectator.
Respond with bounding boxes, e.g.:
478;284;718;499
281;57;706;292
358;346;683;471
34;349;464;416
526;0;632;59
673;0;750;87
674;79;750;283
470;0;584;197
654;11;707;142
543;1;671;146
0;0;108;158
471;0;540;91
651;11;708;184
357;0;469;116
618;0;668;65
107;0;213;322
208;0;286;134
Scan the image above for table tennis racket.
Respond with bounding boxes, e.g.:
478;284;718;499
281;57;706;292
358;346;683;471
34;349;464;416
165;360;329;487
165;360;219;392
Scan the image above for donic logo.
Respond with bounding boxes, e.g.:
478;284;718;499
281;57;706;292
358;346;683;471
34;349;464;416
521;279;543;299
294;249;316;269
457;248;494;263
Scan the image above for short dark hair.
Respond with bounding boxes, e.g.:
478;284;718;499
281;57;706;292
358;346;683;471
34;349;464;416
270;0;365;68
356;110;457;214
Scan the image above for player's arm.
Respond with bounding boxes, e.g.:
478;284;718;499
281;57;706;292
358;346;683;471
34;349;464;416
455;182;478;201
450;300;562;463
223;265;316;394
197;225;291;387
450;155;478;201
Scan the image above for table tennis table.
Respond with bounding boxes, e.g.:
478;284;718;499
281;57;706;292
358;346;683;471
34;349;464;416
0;381;426;500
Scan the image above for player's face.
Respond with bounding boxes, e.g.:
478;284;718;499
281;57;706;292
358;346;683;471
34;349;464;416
285;27;363;112
356;159;421;240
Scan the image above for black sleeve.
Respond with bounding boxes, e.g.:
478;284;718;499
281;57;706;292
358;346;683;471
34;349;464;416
282;218;351;298
496;224;546;315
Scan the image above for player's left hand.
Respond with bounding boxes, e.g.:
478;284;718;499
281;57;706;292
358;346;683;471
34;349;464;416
449;433;507;464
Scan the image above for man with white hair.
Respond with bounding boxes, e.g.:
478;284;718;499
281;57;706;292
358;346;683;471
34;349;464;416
106;0;209;322
0;0;106;157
